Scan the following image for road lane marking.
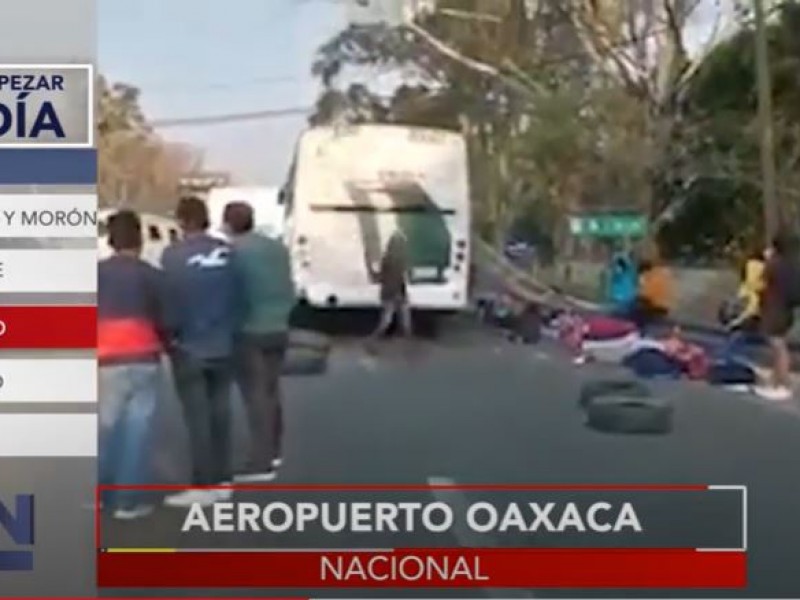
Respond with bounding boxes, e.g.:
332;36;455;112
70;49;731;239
427;476;536;599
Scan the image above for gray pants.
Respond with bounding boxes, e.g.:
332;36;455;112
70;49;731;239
235;332;287;474
170;351;233;486
372;296;413;338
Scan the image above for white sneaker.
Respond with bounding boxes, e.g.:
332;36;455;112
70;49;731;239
163;489;218;508
233;471;276;483
754;385;792;401
113;505;154;520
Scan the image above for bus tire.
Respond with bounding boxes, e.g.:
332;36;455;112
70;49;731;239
283;347;328;376
579;379;651;410
585;395;673;435
288;329;331;352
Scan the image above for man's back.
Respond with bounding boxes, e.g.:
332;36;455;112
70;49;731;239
232;232;295;335
98;254;163;364
161;233;239;359
380;233;408;301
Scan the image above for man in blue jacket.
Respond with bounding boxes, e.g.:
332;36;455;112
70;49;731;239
161;196;241;507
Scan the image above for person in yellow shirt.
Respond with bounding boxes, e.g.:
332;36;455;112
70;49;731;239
725;251;765;332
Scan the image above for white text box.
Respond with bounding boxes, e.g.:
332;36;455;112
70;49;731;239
0;194;96;237
0;358;96;403
0;414;97;456
0;249;96;292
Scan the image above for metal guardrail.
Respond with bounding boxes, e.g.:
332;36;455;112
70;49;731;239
473;239;599;310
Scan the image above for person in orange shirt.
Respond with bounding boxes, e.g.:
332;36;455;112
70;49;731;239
630;250;673;330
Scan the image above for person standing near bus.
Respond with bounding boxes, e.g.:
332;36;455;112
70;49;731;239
223;202;295;482
98;210;167;520
161;196;241;507
755;232;799;401
368;229;413;349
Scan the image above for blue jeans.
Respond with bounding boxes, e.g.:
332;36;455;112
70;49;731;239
99;362;162;509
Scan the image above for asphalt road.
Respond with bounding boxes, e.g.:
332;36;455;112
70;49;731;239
99;316;800;599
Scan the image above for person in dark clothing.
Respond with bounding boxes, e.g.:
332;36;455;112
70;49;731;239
224;202;296;482
161;196;242;507
755;232;798;400
368;230;413;344
98;210;166;520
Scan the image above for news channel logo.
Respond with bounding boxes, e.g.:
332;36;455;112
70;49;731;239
0;494;34;571
0;63;93;148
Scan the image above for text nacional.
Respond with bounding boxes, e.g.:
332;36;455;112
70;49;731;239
181;500;642;534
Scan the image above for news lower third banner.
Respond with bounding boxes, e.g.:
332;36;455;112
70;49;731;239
0;1;97;597
98;484;747;589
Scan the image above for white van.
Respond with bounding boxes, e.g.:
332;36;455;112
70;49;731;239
97;209;179;267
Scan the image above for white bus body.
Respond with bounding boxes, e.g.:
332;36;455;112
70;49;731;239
206;186;285;242
285;124;471;311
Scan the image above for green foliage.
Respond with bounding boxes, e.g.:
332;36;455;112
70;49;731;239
660;1;800;259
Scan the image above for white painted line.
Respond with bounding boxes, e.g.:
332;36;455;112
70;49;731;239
0;249;96;292
358;355;379;371
0;358;96;403
0;414;96;456
0;195;96;237
427;476;535;599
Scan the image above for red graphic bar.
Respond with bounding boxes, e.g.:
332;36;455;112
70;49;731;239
0;305;95;349
97;548;746;589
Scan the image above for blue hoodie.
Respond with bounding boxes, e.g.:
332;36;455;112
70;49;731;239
161;232;242;360
607;253;637;310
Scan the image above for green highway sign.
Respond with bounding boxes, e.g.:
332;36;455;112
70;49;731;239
569;214;647;238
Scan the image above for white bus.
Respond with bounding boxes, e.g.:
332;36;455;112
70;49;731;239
283;124;471;312
206;186;286;242
97;208;179;267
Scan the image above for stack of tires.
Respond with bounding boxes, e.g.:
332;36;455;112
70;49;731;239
283;330;331;376
579;379;674;434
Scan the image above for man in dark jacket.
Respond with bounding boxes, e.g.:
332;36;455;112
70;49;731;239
756;231;798;401
368;229;413;347
224;202;295;482
161;196;242;507
98;210;166;520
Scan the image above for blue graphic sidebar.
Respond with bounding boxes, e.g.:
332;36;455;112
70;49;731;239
0;148;96;184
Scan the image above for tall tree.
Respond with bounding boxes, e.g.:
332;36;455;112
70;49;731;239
97;75;203;212
659;1;800;258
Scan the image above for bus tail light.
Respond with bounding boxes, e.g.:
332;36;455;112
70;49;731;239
294;235;310;269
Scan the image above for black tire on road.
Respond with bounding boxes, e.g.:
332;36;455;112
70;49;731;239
282;347;329;376
578;379;651;410
288;329;331;352
585;395;674;435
